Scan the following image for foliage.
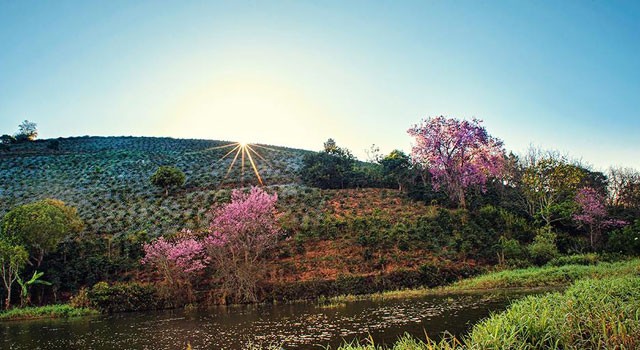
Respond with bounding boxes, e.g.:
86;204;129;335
1;134;16;145
606;219;640;255
379;150;413;191
205;186;280;303
464;277;640;349
608;166;640;209
573;187;627;249
0;240;29;309
141;233;208;302
16;270;51;307
87;281;163;313
546;253;600;267
527;229;559;265
450;259;640;291
301;142;356;189
150;165;186;196
337;269;640;350
520;151;585;228
1;199;84;267
14;120;38;142
407;116;505;208
0;304;98;321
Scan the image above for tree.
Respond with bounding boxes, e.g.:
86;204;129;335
150;166;186;196
301;139;357;189
520;150;585;229
204;187;280;303
0;240;29;309
14;120;38;142
608;167;640;209
141;234;208;301
573;187;627;250
407;116;505;208
1;199;84;267
380;150;412;191
1;134;16;145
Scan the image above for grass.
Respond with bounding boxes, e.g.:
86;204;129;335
449;258;640;290
322;259;640;304
334;275;640;349
0;304;99;321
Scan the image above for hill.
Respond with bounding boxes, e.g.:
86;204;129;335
0;136;487;297
0;136;307;237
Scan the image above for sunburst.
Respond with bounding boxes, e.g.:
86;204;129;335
192;141;284;188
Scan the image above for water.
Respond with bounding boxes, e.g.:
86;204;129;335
0;291;538;349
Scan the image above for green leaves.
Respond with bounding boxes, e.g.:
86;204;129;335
1;199;84;267
150;166;186;196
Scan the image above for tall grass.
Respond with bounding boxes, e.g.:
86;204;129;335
335;276;640;349
450;258;640;290
325;259;640;304
0;304;99;321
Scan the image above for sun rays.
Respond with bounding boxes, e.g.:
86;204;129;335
196;141;280;187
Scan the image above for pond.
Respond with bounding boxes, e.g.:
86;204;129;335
1;290;541;349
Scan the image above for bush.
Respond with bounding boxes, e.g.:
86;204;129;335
606;219;640;255
87;281;164;313
528;230;559;265
546;253;600;267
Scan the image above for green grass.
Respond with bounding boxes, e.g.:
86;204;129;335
334;275;640;349
323;259;640;304
0;304;99;321
449;258;640;290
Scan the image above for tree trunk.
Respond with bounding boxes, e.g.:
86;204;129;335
4;288;11;310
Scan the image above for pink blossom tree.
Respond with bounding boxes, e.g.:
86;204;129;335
407;116;505;208
204;186;280;303
141;233;208;300
573;187;627;250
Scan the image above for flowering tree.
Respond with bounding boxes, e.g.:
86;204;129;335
141;234;208;300
573;187;627;249
205;186;279;303
407;116;505;208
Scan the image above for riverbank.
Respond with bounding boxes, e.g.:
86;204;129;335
0;304;99;321
320;258;640;305
335;275;640;349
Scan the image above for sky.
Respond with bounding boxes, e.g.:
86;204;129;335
1;0;639;170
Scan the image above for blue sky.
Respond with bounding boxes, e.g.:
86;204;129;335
1;0;639;170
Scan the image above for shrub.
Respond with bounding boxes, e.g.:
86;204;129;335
606;219;640;255
546;253;600;267
87;281;164;313
528;230;559;265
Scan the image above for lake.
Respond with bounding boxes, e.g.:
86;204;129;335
1;290;540;349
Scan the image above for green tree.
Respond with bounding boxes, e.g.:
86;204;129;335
380;150;412;191
1;199;84;267
14;120;38;142
0;240;29;309
301;139;357;189
521;151;584;229
150;166;186;196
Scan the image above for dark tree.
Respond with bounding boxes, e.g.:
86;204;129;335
151;166;186;196
14;120;38;142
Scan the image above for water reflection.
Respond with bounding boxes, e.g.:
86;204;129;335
1;291;538;349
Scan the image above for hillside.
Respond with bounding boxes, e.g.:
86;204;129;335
1;137;478;291
0;136;307;237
